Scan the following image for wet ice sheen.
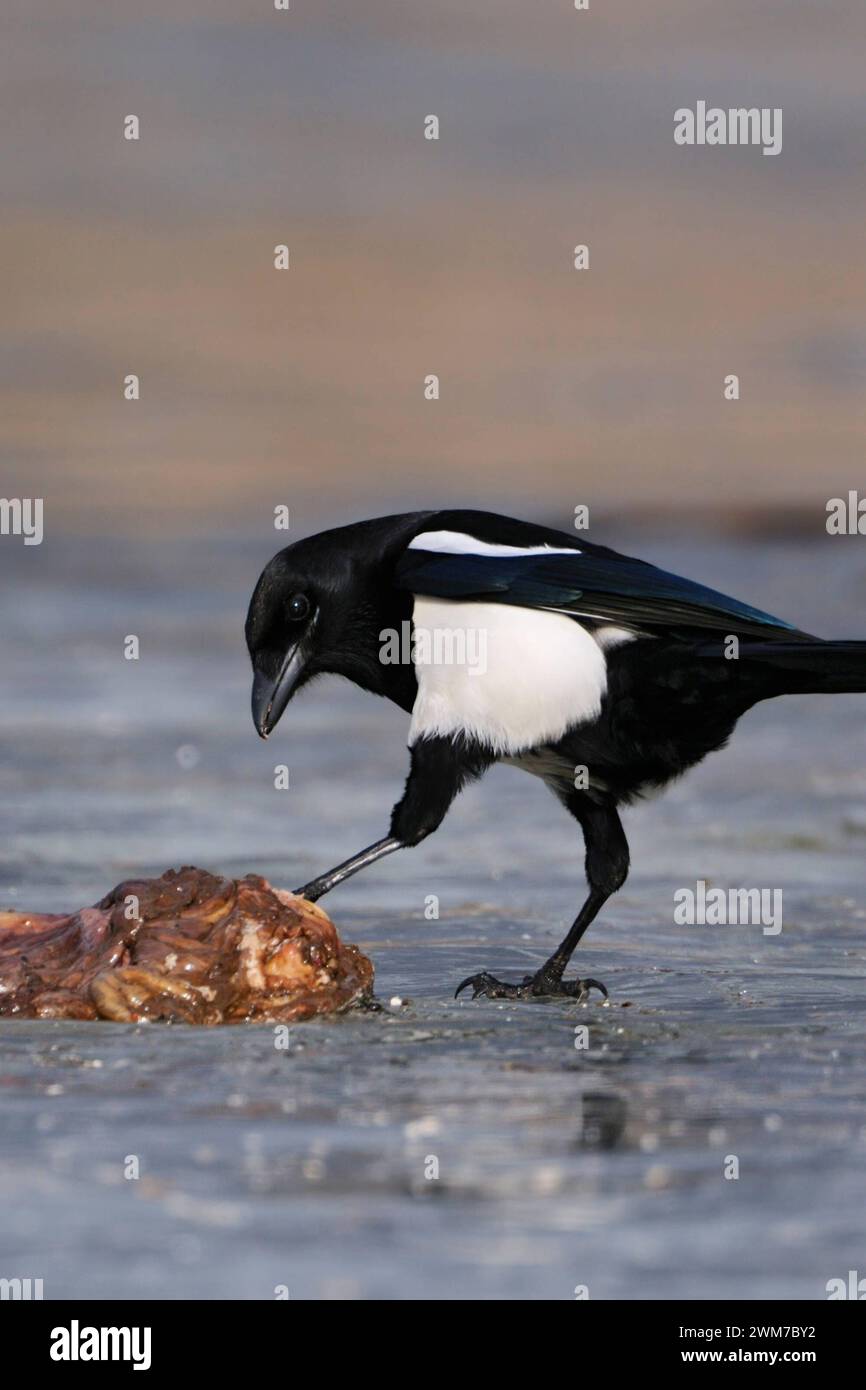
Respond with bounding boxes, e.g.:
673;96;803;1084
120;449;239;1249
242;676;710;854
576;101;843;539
1;532;865;1299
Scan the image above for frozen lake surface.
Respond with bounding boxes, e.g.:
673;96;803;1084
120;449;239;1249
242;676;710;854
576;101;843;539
2;528;866;1299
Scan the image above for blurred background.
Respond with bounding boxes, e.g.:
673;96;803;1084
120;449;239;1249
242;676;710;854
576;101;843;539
3;2;866;1303
2;0;865;536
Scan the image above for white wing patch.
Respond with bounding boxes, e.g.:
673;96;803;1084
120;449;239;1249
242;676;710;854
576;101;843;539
409;530;580;559
594;624;638;649
409;598;608;754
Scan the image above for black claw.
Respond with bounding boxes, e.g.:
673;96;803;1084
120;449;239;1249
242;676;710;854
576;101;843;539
454;972;494;1000
454;969;608;1003
557;976;608;1001
292;883;322;902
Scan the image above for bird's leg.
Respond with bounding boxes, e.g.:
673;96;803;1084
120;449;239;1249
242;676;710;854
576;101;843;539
295;735;492;902
455;887;611;1001
294;837;403;902
455;798;629;1002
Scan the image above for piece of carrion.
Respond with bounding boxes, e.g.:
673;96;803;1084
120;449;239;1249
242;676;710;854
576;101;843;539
0;866;374;1024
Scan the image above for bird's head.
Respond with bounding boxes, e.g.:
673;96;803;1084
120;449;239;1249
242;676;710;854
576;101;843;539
245;523;417;738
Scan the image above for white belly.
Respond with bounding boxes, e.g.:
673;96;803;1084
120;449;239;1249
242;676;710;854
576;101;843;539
408;598;609;754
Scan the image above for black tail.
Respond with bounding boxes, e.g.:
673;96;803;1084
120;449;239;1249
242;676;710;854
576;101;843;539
729;640;866;698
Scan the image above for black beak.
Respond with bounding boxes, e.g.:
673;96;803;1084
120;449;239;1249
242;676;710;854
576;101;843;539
251;648;305;739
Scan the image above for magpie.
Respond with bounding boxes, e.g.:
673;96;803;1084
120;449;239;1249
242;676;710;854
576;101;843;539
245;509;866;1001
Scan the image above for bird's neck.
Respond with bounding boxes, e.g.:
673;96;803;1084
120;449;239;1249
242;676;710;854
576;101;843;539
329;585;418;713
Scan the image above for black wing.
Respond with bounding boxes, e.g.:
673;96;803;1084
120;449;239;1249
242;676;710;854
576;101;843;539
395;539;813;642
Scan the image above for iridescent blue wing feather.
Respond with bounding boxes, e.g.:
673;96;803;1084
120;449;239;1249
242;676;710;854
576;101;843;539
395;545;812;642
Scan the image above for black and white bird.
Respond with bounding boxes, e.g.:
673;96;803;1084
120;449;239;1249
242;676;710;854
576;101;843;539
245;509;866;1001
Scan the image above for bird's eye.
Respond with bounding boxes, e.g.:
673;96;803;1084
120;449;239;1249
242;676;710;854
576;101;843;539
287;593;311;622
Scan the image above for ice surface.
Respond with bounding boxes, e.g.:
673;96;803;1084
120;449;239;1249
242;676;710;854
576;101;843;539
1;531;865;1299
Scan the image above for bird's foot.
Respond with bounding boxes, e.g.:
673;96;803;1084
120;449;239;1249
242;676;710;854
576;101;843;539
454;969;607;1003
